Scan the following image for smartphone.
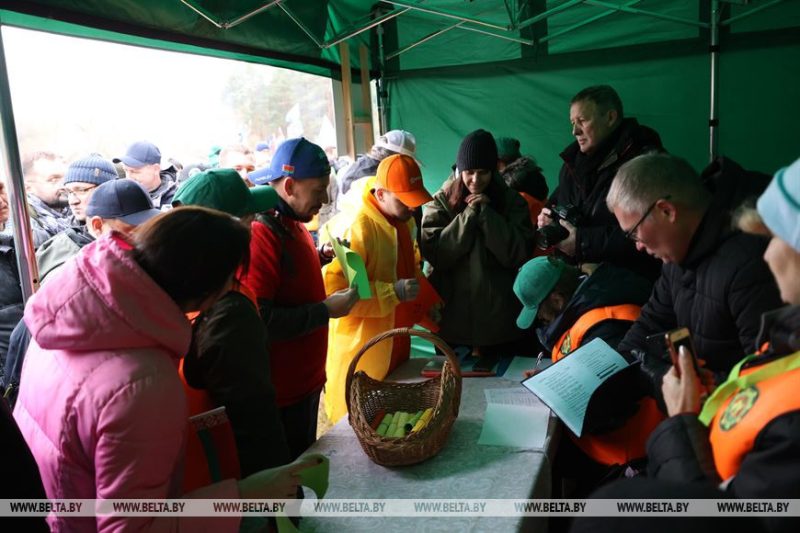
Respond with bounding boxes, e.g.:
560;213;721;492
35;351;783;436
665;327;699;377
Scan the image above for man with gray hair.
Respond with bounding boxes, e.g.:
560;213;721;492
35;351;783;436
539;85;662;280
608;153;782;391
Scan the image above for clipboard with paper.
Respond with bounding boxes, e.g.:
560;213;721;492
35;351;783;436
322;225;372;299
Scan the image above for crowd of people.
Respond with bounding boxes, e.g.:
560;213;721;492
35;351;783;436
0;83;797;533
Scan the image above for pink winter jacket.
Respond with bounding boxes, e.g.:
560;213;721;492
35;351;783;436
13;234;240;532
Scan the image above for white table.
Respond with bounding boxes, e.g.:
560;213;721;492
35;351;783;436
300;358;559;533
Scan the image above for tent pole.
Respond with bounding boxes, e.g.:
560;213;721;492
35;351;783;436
358;43;375;148
339;42;356;159
722;0;785;27
278;3;323;48
376;23;388;133
709;0;720;162
541;0;642;44
386;23;464;61
381;1;509;31
584;1;709;28
516;0;583;31
0;27;39;301
324;8;410;49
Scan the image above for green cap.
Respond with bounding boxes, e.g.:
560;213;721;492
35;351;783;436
173;168;278;217
513;256;565;329
496;137;521;162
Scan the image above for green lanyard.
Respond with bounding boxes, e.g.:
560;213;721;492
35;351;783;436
698;350;800;426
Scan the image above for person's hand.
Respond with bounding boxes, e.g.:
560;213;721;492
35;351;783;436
320;242;335;259
662;346;703;417
555;218;577;257
465;193;490;208
695;358;716;395
537;207;553;229
320;238;350;260
324;287;359;318
238;454;324;499
394;278;420;302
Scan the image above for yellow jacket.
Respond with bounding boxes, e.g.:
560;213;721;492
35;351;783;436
322;177;422;422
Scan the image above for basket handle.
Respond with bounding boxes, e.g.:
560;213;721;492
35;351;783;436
345;327;462;415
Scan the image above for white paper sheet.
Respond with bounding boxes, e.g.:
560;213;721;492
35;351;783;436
521;338;629;437
477;403;549;449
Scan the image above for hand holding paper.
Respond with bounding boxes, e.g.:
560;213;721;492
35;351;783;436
324;287;359;318
324;225;372;299
521;338;630;437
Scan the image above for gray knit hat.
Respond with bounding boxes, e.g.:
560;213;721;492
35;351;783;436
63;155;117;186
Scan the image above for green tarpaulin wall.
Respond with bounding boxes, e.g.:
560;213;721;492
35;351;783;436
2;1;798;192
1;1;798;352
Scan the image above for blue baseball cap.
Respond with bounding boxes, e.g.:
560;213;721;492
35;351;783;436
116;141;161;168
248;137;330;185
86;179;162;225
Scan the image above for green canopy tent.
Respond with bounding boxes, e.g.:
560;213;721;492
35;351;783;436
1;0;798;300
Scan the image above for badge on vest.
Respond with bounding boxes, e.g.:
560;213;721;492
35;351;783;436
561;333;572;355
719;386;759;431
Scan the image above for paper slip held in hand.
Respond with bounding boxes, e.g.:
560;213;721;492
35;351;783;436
521;338;629;437
323;226;371;299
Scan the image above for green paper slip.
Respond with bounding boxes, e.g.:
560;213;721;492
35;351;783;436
324;226;372;299
299;454;330;499
276;455;330;533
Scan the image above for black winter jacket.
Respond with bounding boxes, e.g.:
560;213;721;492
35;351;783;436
553;118;663;281
646;306;800;533
0;232;22;364
619;207;783;388
184;290;291;476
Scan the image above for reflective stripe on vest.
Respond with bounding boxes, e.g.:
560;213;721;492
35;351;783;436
552;304;642;362
708;351;800;480
551;303;664;465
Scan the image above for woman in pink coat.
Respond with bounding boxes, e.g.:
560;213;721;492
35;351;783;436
14;207;319;532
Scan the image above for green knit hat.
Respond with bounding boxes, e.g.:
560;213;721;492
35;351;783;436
496;137;521;162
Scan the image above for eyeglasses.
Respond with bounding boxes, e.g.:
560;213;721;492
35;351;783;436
66;185;97;199
624;195;671;242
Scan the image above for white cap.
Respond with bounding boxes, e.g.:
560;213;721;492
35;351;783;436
375;130;416;158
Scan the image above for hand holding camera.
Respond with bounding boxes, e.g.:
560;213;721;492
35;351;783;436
536;204;580;252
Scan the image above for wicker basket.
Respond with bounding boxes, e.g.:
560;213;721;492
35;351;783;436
345;327;462;466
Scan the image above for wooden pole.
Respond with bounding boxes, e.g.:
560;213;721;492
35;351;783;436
339;42;355;159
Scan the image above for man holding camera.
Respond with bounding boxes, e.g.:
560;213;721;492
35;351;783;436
538;85;663;280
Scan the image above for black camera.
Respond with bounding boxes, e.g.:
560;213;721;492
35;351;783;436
536;204;579;249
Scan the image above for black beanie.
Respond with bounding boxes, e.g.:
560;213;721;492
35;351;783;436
456;129;498;172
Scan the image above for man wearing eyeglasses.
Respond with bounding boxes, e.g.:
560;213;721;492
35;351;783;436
538;85;663;281
35;155;116;281
607;153;782;394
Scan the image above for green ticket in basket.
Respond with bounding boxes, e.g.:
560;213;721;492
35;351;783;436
323;226;372;299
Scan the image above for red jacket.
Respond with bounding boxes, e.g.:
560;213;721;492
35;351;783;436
241;215;328;407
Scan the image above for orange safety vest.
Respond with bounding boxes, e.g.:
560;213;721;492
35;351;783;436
551;304;665;466
179;283;258;491
708;357;800;481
